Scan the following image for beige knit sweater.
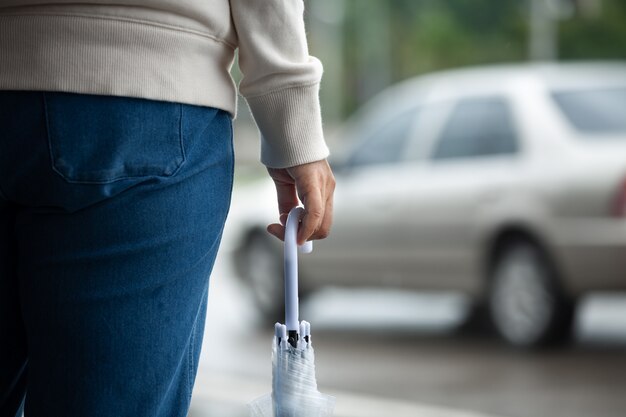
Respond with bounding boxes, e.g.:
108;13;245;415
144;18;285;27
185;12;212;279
0;0;329;168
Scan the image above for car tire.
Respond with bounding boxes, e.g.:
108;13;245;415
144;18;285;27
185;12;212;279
458;302;493;337
488;239;575;348
237;232;284;322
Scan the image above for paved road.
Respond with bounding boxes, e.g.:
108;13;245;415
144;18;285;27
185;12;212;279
189;248;626;417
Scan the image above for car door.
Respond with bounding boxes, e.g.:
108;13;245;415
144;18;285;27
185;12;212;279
307;106;425;287
398;96;523;293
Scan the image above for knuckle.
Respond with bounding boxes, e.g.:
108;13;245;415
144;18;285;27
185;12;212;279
307;207;324;219
317;229;330;239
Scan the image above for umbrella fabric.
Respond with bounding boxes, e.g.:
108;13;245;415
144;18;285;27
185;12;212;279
249;323;335;417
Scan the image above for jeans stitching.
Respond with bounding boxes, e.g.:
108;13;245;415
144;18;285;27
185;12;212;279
42;91;67;183
178;102;186;174
43;93;187;184
225;115;235;212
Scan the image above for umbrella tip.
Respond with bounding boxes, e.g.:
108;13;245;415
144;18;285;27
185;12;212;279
287;330;299;348
301;321;311;344
274;322;287;343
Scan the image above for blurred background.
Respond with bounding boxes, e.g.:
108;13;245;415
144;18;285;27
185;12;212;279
191;1;626;417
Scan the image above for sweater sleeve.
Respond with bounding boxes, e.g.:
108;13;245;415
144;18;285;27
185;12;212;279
230;0;329;168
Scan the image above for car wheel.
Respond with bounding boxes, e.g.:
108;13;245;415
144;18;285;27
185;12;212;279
238;232;284;321
488;240;575;348
458;302;493;336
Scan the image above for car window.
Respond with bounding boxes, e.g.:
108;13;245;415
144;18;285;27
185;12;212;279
551;87;626;135
347;108;416;168
431;96;519;160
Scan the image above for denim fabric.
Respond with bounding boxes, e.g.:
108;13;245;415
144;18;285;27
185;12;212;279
0;91;234;417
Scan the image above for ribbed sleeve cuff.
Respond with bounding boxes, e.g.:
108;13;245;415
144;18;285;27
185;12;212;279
246;83;329;168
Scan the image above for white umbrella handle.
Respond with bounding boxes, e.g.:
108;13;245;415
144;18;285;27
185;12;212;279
284;206;313;337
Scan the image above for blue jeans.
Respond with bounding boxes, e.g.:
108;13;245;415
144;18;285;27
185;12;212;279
0;91;234;417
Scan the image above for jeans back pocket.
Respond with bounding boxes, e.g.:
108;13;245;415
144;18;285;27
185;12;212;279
44;92;185;184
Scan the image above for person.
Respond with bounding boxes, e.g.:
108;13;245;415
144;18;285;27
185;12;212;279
0;1;335;416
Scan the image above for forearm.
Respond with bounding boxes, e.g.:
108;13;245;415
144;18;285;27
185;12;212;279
230;0;329;168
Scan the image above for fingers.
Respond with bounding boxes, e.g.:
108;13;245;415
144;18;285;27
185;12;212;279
267;160;335;244
301;180;334;244
267;167;299;217
298;188;324;245
266;222;285;241
318;189;334;239
290;160;335;245
266;167;298;242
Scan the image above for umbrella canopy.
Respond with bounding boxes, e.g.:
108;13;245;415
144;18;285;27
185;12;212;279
249;207;335;417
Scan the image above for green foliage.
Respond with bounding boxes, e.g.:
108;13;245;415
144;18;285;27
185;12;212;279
559;0;626;60
392;0;526;75
317;0;625;116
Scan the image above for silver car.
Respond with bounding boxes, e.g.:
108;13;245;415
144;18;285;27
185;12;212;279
231;62;626;348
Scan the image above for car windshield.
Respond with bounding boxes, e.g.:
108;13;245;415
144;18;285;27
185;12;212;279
551;87;626;135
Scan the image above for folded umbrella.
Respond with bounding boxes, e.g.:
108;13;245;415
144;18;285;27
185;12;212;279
249;207;335;417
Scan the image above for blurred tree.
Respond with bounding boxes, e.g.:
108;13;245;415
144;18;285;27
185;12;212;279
306;0;626;118
560;0;626;59
335;0;526;115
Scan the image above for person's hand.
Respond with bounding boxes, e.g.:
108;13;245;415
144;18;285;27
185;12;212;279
266;159;335;245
